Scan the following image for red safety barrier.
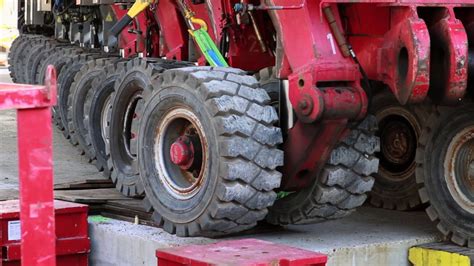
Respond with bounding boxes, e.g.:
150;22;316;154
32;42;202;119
0;66;57;266
156;239;327;266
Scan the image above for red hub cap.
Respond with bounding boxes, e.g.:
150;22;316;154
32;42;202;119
170;136;194;170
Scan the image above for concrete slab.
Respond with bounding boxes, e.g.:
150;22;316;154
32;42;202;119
0;67;441;265
88;207;441;266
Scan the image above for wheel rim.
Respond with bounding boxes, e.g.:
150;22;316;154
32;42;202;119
122;93;142;160
376;107;419;182
444;125;474;214
154;107;207;200
100;95;112;146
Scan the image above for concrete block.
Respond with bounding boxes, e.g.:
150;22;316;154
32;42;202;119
88;207;442;266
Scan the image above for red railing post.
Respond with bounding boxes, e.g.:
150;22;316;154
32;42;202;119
17;107;55;266
0;66;57;266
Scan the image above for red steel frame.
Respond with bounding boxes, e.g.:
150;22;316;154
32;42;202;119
112;0;474;189
0;66;57;266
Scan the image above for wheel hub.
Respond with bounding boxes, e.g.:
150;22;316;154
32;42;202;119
155;107;207;199
170;136;195;170
381;121;413;165
376;108;420;181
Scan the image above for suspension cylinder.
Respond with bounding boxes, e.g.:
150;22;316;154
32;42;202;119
294;86;364;122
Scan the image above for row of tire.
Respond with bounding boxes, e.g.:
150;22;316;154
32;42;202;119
7;34;289;236
8;34;135;193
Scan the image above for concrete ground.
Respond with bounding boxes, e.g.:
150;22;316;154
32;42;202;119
89;208;441;266
0;66;441;265
0;52;7;66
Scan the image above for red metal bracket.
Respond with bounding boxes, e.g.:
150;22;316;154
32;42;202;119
456;7;474;90
0;69;56;110
426;8;468;105
0;65;57;266
379;7;431;104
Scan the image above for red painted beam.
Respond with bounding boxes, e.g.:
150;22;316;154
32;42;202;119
0;66;56;110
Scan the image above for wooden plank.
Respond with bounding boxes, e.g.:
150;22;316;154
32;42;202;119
51;185;156;226
54;188;130;203
106;199;149;212
50;186;282;234
54;179;114;190
100;200;151;220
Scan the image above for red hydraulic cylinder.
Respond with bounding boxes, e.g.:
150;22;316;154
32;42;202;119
0;66;57;266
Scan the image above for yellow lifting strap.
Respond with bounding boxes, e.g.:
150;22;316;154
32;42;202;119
181;3;228;67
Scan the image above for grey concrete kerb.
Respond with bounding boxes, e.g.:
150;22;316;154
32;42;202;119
88;207;441;266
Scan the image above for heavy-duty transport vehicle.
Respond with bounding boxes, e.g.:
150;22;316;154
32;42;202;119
7;0;474;247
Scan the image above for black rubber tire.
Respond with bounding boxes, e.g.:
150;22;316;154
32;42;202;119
19;37;51;84
108;58;162;197
35;46;82;85
139;66;284;237
255;67;279;105
67;57;119;164
266;116;379;225
25;39;62;84
255;67;295;131
416;104;474;247
89;60;128;177
9;34;43;83
44;47;85;127
30;41;72;84
57;52;104;137
369;91;432;210
14;36;48;83
107;57;192;197
24;39;49;84
7;36;23;78
7;35;29;83
25;40;48;84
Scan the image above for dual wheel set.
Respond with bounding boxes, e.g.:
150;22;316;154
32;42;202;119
370;92;474;246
